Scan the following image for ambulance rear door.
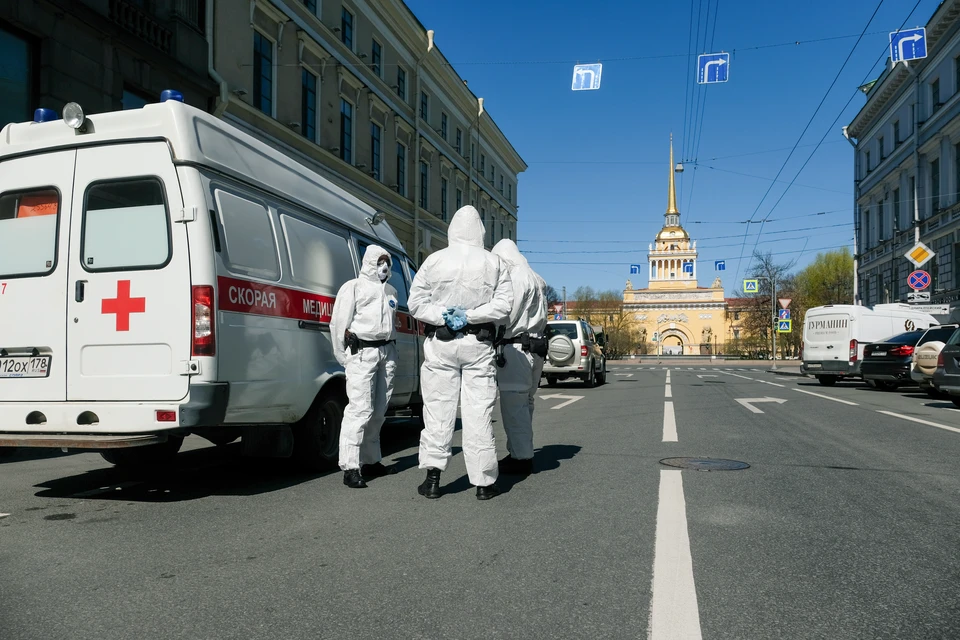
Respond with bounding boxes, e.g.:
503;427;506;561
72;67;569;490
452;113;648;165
66;143;192;402
0;151;76;402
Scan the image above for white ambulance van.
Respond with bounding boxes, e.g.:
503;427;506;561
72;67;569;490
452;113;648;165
0;93;423;469
800;304;937;386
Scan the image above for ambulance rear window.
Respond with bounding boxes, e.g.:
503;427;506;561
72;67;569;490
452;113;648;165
0;188;60;278
82;178;170;271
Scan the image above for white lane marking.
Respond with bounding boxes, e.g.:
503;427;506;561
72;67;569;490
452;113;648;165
662;367;669;370
717;371;754;381
736;397;787;414
759;380;785;388
649;470;702;640
663;401;677;442
614;373;635;377
696;374;717;378
877;410;960;434
539;394;584;410
665;384;672;398
699;367;707;371
792;388;858;406
0;513;10;519
751;369;761;372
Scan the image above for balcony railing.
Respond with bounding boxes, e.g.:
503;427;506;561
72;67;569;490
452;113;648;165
109;0;173;53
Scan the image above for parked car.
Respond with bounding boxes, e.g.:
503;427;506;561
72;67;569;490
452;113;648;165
932;329;960;407
910;324;959;396
802;304;938;386
542;319;607;387
860;330;928;390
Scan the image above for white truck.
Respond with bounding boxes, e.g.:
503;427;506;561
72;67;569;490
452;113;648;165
801;304;938;386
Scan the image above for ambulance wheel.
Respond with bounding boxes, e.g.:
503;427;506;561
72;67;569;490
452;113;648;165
816;376;837;387
100;435;183;467
293;387;346;472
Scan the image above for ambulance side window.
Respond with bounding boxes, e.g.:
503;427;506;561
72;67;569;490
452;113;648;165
215;189;280;281
280;213;353;293
0;187;60;278
82;178;170;271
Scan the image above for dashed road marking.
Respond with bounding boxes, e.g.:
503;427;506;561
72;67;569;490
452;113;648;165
877;410;960;434
793;388;858;406
665;384;672;398
663;401;677;442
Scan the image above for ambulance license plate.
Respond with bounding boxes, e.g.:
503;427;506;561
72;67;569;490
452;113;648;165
0;356;51;378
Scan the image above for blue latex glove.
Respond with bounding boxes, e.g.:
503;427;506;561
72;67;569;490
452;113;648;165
444;307;468;331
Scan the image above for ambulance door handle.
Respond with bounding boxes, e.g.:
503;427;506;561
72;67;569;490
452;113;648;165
75;280;86;303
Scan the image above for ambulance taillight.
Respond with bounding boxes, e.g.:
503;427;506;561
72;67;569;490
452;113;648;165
192;285;216;356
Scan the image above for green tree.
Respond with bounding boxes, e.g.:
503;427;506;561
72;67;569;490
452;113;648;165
570;288;639;359
794;248;854;308
544;285;562;307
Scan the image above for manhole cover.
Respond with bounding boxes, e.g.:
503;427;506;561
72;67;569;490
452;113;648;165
659;457;750;471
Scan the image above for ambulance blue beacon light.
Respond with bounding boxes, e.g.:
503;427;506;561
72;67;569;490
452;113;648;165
160;90;184;103
33;108;58;123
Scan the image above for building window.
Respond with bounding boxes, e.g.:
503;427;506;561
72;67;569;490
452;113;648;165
480;153;485;174
371;40;382;77
500;222;504;240
341;7;354;50
396;67;406;100
441;112;448;140
878;199;884;241
508;227;512;240
456;187;462;210
877;136;884;160
371;122;381;181
303;0;317;14
508;183;512;202
456;128;462;154
420;91;429;120
253;30;274;116
340;98;353;163
301;69;317;143
734;311;740;321
499;175;504;194
931;158;940;214
471;143;476;167
932;78;941;114
865;150;870;175
441;177;448;221
419;161;429;208
893;120;900;146
893;188;901;231
396;143;406;196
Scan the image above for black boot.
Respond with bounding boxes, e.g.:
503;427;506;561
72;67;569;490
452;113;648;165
361;462;397;478
498;456;534;476
343;469;367;489
476;484;501;501
417;468;442;499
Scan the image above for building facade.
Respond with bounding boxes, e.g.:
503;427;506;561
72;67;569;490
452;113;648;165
848;0;960;306
211;0;526;262
623;139;728;355
1;0;214;127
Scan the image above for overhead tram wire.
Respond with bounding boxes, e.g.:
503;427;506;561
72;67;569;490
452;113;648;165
746;0;926;267
731;0;889;286
683;0;721;216
526;242;855;266
679;0;699;206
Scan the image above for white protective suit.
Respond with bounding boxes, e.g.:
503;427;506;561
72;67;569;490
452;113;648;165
329;245;398;471
408;206;514;487
492;239;548;461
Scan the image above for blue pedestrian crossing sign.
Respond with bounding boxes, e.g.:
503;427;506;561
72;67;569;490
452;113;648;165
572;63;603;91
554;314;562;320
630;264;642;275
743;279;759;293
715;260;725;271
778;309;791;321
890;28;927;64
697;53;730;84
777;319;792;333
683;262;694;274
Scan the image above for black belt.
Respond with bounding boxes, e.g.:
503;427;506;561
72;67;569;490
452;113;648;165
425;322;496;342
358;338;395;349
500;332;548;357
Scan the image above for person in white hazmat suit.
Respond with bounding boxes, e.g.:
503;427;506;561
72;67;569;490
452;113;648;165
329;245;399;489
408;206;514;500
491;239;548;476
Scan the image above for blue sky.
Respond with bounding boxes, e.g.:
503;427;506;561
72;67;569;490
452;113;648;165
406;0;939;298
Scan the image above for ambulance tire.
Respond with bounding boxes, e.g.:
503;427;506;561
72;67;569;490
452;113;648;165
99;435;184;467
293;386;347;472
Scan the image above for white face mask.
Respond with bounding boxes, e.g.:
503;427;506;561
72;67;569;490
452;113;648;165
377;262;390;282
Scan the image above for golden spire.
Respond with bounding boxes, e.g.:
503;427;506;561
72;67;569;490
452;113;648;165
666;134;679;216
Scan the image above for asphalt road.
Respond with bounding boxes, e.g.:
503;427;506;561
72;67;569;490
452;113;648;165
2;365;960;639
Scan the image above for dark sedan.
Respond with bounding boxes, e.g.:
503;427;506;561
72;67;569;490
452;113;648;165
860;330;928;391
932;329;960;407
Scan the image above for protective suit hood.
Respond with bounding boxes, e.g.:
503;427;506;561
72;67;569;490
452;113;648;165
360;244;391;282
492;239;527;267
447;206;485;248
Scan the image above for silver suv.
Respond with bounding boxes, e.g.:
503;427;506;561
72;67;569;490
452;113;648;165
542;320;607;387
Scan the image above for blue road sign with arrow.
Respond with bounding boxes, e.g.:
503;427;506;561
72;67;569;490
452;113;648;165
683;262;694;274
778;309;791;320
697;53;729;84
572;63;603;90
890;28;927;64
630;264;642;275
715;260;725;271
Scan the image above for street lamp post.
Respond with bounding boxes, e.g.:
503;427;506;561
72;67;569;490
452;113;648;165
751;274;778;371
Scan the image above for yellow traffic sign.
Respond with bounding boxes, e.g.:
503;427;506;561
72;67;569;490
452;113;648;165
777;319;792;333
905;241;935;268
743;279;759;293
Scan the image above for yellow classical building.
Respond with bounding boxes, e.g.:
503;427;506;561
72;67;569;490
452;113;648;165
624;139;727;355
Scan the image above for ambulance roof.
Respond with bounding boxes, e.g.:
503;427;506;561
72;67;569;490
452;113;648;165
0;101;403;252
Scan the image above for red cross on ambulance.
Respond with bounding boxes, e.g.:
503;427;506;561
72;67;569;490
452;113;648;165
101;280;146;331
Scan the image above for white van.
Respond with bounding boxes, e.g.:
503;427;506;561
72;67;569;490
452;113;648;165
801;304;937;386
0;94;423;469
